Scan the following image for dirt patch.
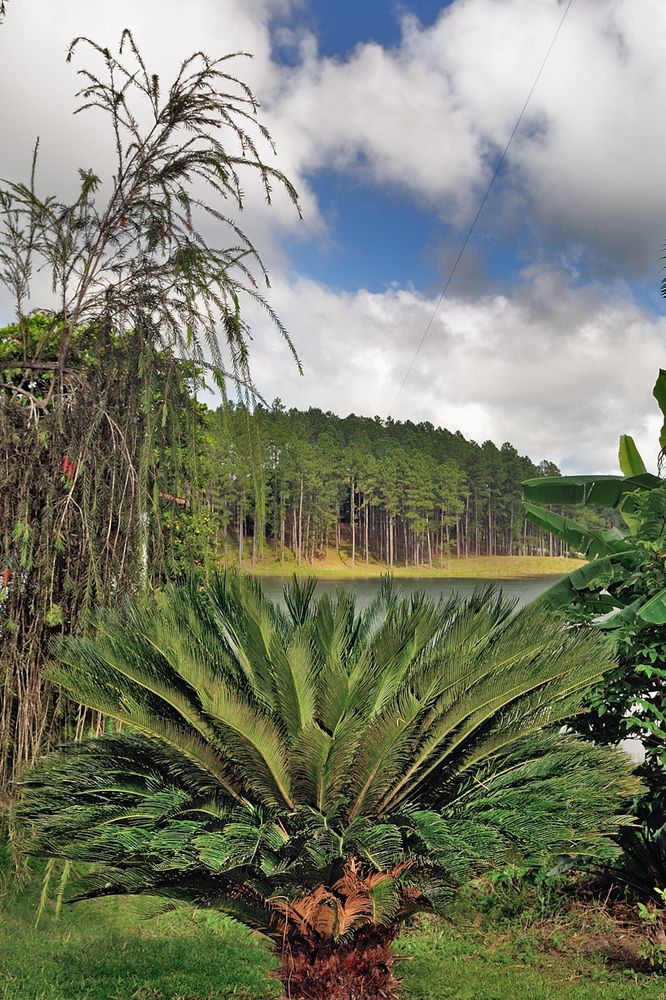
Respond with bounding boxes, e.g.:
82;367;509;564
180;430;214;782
536;900;652;972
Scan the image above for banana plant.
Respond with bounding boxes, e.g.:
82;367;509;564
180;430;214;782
522;370;666;627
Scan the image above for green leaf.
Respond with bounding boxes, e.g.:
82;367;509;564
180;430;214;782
532;574;576;610
637;588;666;625
523;474;660;509
522;503;593;555
597;598;643;630
654;369;666;450
585;528;635;560
368;876;401;924
44;604;64;628
536;549;636;614
618;435;647;477
568;558;616;592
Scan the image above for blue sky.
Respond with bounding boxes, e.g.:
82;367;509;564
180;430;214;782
275;0;515;297
275;1;449;62
1;0;666;472
267;1;666;301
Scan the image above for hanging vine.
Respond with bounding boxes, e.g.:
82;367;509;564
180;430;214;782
0;31;299;804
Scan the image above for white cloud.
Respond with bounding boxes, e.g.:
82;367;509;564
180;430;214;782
271;0;666;276
4;0;666;278
1;0;665;476
0;0;279;173
246;267;666;474
0;0;310;320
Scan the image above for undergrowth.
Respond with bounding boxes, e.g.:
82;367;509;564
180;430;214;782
1;856;665;1000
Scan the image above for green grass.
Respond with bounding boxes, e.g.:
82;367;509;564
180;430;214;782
397;917;663;1000
230;551;585;580
0;887;276;1000
2;872;665;1000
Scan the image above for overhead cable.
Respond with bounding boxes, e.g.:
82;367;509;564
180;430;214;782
389;0;576;415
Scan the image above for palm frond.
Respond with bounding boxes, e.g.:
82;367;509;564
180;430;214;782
20;576;639;944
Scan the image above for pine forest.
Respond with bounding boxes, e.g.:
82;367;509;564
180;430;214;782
189;401;571;571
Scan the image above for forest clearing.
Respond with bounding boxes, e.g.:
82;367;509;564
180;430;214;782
231;547;585;579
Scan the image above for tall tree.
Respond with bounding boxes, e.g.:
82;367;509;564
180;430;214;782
202;404;565;569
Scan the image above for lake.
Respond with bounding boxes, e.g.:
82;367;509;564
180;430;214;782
257;575;560;610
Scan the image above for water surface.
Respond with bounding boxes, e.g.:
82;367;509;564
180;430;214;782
257;576;559;611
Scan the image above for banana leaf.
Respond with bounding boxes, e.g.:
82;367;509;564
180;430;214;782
523;370;666;632
536;575;581;610
521;503;594;555
523;504;635;559
599;590;666;629
536;553;637;613
618;435;647;477
585;529;636;560
637;588;666;625
568;557;627;592
598;598;645;630
523;473;660;509
654;369;666;450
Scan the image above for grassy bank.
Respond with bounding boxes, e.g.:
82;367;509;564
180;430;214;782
1;871;663;1000
231;552;586;580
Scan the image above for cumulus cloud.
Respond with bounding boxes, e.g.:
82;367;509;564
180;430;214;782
0;0;280;177
7;0;666;275
245;267;666;474
6;0;666;280
1;0;665;474
272;0;666;276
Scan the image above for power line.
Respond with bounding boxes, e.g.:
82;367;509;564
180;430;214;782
389;0;575;415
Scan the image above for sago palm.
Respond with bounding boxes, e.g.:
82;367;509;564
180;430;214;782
20;575;637;1000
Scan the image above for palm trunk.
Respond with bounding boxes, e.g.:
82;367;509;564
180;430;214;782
276;927;400;1000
